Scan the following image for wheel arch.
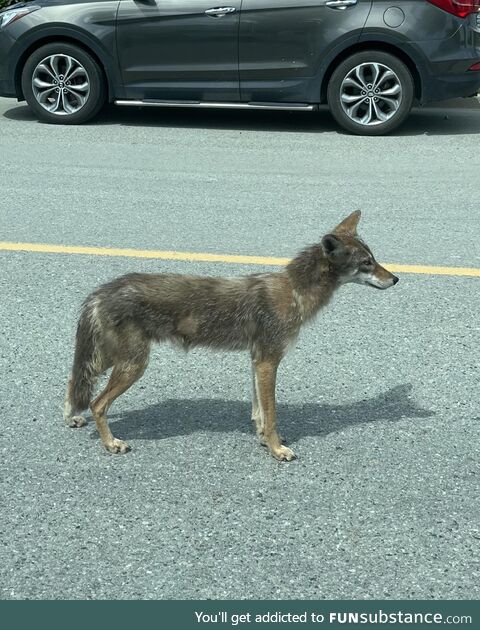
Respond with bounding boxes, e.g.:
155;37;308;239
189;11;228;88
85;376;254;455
14;31;116;101
320;41;423;104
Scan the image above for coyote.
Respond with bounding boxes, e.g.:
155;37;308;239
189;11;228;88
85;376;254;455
64;211;398;461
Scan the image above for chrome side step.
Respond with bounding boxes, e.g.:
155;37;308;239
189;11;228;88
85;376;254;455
114;99;315;111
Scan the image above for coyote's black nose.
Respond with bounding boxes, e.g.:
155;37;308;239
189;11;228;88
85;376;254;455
392;276;399;285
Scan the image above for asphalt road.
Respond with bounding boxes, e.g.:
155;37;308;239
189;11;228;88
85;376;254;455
0;97;479;600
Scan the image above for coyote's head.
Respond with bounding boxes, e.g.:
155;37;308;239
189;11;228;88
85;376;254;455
322;210;399;290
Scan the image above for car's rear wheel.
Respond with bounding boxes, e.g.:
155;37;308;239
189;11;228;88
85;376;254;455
21;42;106;124
327;51;414;136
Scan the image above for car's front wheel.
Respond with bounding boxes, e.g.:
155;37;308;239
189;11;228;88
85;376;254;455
327;51;414;136
21;42;107;124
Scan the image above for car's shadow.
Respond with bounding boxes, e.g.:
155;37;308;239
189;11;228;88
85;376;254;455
94;383;434;443
3;101;480;136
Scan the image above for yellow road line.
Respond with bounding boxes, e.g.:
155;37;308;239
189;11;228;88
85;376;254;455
0;241;289;266
0;241;479;278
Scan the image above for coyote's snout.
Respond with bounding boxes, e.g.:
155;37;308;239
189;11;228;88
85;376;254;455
64;210;398;461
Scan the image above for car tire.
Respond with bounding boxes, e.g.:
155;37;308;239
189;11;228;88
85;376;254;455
21;42;107;124
327;51;414;136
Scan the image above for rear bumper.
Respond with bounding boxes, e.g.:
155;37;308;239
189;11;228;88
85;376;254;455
421;70;480;103
414;18;480;104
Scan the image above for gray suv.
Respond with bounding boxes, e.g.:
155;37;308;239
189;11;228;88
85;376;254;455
1;0;480;134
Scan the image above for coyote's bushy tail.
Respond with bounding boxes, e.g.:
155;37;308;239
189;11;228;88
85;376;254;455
65;299;103;417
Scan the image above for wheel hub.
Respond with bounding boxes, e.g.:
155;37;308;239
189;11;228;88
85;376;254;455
339;62;403;126
31;54;90;115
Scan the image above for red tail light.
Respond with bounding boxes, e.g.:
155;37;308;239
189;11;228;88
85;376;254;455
427;0;480;17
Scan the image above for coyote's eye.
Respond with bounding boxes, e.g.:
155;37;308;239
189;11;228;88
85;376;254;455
361;259;373;268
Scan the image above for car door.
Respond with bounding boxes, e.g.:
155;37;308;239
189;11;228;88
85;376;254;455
239;0;373;103
116;0;242;101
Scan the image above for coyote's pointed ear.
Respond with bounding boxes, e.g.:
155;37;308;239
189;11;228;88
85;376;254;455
321;234;346;259
333;210;361;235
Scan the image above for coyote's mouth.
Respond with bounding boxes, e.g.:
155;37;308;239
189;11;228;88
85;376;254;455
366;280;387;290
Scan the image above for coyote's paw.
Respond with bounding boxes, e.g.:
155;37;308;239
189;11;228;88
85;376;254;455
105;438;130;454
270;445;295;462
258;431;285;446
67;415;87;428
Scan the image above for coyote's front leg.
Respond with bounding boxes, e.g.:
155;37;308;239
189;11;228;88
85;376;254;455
253;357;295;461
251;362;285;446
251;362;263;439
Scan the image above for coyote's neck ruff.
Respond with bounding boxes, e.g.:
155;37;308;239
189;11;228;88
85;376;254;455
64;211;398;461
287;245;338;323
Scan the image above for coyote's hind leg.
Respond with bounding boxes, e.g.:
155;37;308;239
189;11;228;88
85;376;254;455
90;360;147;454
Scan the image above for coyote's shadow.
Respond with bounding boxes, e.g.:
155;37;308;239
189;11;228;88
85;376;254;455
101;384;433;443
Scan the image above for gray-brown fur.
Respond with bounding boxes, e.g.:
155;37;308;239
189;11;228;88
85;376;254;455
64;211;399;460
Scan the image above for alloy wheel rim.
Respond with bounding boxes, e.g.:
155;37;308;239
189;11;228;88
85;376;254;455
340;62;403;126
32;54;90;115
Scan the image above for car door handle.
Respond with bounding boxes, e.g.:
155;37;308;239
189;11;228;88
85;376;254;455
325;0;357;9
205;6;236;17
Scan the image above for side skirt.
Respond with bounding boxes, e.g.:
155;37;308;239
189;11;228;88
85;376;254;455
114;99;316;111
